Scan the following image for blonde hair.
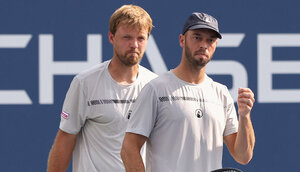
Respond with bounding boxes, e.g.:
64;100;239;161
109;4;153;37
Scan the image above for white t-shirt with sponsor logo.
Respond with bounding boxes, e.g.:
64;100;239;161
59;60;157;172
126;71;238;172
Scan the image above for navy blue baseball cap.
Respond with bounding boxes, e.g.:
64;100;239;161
182;12;222;39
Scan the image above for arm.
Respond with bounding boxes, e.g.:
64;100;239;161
47;129;77;172
224;88;255;165
121;132;148;172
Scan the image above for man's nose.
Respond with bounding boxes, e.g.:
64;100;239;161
199;40;208;49
130;39;139;48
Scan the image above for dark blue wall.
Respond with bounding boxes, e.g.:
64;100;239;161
1;0;300;171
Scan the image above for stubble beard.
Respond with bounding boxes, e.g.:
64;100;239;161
184;44;211;68
116;50;143;67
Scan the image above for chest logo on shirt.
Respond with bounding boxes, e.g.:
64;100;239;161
195;109;204;118
127;110;132;119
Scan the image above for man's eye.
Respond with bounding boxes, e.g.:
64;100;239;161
208;39;216;43
138;37;146;41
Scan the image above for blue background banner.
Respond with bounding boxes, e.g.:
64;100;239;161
1;0;299;171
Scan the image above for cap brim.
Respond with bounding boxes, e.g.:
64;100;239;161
189;25;222;39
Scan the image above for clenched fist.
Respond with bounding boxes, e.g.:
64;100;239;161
237;88;255;117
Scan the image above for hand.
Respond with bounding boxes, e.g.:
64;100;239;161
237;88;255;117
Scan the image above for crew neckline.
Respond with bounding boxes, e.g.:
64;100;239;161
104;60;140;87
170;70;208;87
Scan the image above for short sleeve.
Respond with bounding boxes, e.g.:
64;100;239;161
59;76;87;134
223;88;239;137
126;83;158;138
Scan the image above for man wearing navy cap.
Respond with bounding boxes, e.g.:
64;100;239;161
121;12;255;172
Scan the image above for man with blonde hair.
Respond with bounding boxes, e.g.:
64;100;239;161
47;4;157;172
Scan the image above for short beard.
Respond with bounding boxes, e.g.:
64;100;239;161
184;43;210;68
115;50;143;66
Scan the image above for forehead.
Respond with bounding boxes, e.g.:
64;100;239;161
116;23;148;35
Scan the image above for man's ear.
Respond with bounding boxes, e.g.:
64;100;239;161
179;34;185;48
108;32;114;44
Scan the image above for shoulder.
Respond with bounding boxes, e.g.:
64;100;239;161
149;71;172;85
206;75;228;90
74;60;109;82
138;65;158;81
142;71;174;93
206;75;229;92
205;74;233;103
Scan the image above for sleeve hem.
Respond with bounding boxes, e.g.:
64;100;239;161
126;128;149;138
59;125;80;135
223;128;238;137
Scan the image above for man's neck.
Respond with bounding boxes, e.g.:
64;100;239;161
108;58;139;85
173;61;206;84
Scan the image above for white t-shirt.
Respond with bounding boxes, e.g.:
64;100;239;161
127;71;238;172
59;60;157;172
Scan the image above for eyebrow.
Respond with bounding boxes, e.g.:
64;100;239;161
192;33;218;38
